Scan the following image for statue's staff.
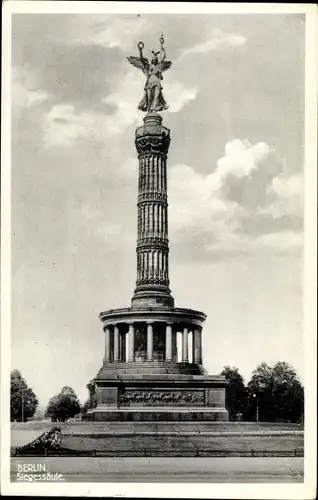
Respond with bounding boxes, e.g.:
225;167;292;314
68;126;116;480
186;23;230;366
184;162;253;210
138;41;144;57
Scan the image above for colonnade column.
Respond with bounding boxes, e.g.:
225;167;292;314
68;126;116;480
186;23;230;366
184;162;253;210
193;328;202;364
182;327;189;362
119;331;122;362
120;331;126;362
172;327;177;362
128;323;135;361
113;324;119;362
192;330;196;364
147;322;153;361
165;323;172;361
104;327;110;362
198;328;202;364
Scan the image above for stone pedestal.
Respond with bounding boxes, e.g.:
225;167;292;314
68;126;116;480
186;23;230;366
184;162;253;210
88;371;228;422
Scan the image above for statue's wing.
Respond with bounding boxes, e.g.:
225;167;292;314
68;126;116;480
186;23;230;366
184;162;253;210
127;56;149;72
159;60;172;72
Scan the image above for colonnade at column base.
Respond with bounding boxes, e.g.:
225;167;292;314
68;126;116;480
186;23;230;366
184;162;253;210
99;306;206;365
92;305;229;421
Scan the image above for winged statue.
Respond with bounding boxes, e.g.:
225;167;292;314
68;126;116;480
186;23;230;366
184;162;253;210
127;35;172;112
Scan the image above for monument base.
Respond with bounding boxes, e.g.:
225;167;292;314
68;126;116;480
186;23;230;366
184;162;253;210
87;368;229;422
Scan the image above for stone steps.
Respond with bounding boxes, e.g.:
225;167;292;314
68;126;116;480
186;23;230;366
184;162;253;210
61;432;304;455
62;421;303;433
11;421;304;434
98;361;203;375
11;422;304;457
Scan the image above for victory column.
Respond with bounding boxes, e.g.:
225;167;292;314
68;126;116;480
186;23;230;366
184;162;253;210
89;36;228;421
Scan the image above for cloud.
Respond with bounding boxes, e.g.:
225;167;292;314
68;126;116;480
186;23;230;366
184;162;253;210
101;70;143;132
43;104;95;148
216;140;283;210
67;16;149;51
180;28;247;59
103;67;198;120
216;140;273;181
263;173;304;218
42;70;140;148
43;68;198;148
168;139;303;260
256;231;303;252
169;163;236;230
166;81;197;113
12;66;49;112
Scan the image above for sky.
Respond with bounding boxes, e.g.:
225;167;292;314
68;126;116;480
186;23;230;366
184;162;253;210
11;13;305;408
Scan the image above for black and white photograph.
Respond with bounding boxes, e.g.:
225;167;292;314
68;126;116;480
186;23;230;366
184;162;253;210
1;1;317;497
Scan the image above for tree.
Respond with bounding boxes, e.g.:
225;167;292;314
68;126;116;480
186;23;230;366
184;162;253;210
81;379;97;417
221;366;247;421
10;370;38;422
45;386;81;422
247;361;304;423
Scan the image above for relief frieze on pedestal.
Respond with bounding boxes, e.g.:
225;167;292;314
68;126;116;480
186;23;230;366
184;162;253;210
119;390;205;405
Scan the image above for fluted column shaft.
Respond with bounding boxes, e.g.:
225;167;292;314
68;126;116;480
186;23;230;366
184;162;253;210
136;157;169;287
132;112;174;308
